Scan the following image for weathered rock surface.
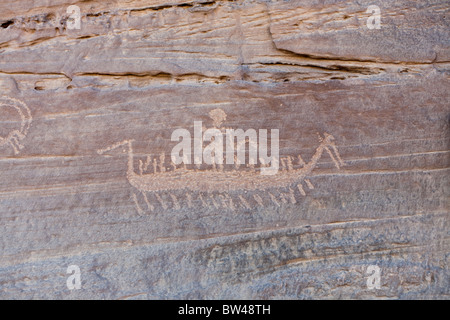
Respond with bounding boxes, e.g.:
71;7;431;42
0;0;448;299
269;0;450;63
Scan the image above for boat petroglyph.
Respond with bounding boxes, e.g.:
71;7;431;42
98;133;344;213
98;109;345;213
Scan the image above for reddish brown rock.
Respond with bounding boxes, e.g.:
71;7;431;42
268;0;450;63
0;0;448;299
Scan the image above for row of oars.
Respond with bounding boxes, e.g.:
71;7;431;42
132;179;315;214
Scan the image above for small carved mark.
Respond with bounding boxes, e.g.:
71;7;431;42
239;195;251;210
132;193;144;215
170;193;180;210
297;184;306;196
305;179;314;190
142;192;154;212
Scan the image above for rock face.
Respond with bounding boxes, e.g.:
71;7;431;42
0;0;448;299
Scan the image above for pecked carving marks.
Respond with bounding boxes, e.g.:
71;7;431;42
97;133;345;213
0;96;32;155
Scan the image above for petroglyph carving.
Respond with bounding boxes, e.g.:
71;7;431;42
0;96;32;155
98;111;345;213
98;134;343;190
209;108;227;128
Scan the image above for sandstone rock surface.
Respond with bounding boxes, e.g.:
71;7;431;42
0;0;448;299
